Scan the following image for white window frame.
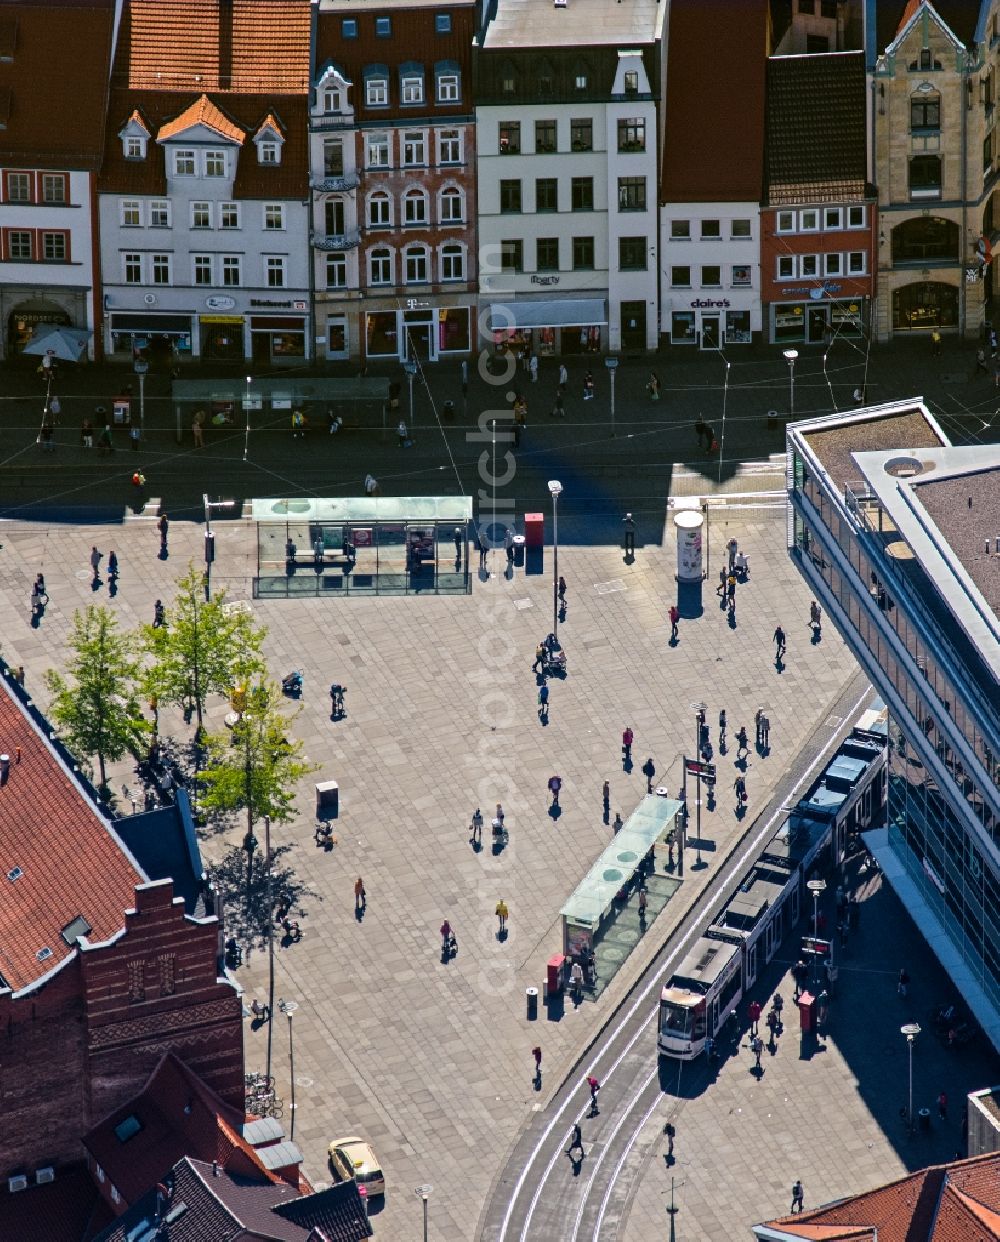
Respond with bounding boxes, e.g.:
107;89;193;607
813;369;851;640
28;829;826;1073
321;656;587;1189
731;264;752;287
441;243;464;281
401;75;424;105
151;253;172;285
121;199;141;227
404;244;429;283
191;201;212;229
367;133;390;168
204;150;226;177
41;174;66;204
847;205;866;228
221;255;242;286
670;220;690;240
219;202;240;229
437;72;460;102
670;266;691;288
369;247;392;285
701;265;722;288
8;230;32;260
438;129;461;164
731;218;752;239
326;251;348;288
824;206;842;230
125;136;145;159
123;252;142;283
265;255;287;288
700;219;721;240
777;255;795;279
149;200;170;228
776;210;795;233
824;252;842;275
439;186;463;223
322;88;342;113
403;188;428;225
402;131;426;166
800;254;819;278
263;203;286;231
366;78;388;107
799;209;819;231
193;254;213;285
368;192;392;227
848;250;866;274
174;149;195;176
259;141;279;165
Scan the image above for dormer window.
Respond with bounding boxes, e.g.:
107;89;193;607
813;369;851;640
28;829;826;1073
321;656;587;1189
119;111;150;161
125;136;145;159
400;64;425;105
364;65;389;107
259;142;277;163
435;61;460;103
322;88;342;113
254;118;285;166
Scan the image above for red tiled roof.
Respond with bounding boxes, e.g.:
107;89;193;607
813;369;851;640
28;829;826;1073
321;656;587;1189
0;1164;104;1242
0;677;144;992
117;0;310;93
756;1153;1000;1242
255;111;284;139
156;92;247;143
0;0;116;170
123;108;150;135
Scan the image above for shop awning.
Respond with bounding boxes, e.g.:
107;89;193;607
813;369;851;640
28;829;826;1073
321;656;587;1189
111;314;192;331
488;299;607;331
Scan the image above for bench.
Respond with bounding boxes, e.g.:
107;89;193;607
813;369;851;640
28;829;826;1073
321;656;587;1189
286;551;355;571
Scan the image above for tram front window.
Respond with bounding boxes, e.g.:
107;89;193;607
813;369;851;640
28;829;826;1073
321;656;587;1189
660;1002;694;1040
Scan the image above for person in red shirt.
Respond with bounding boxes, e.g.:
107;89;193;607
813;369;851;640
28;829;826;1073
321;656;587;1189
622;727;634;761
669;605;680;642
748;999;762;1036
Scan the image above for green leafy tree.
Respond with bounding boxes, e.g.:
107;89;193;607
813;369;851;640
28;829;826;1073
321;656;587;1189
142;564;266;729
44;605;148;795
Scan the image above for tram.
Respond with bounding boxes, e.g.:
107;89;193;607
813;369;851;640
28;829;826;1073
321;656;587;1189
657;709;886;1060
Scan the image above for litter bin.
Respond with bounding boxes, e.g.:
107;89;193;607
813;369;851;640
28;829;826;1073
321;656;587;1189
918;1107;931;1132
526;986;539;1020
797;990;816;1032
524;512;544;548
546;954;565;998
767;409;778;430
513;534;526;566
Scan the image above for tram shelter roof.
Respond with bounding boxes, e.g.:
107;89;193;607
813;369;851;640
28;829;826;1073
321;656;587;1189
171;377;389;404
561;795;681;929
251;496;473;524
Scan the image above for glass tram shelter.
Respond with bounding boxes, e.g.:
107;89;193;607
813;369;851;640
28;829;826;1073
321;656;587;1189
252;495;474;598
559;794;682;999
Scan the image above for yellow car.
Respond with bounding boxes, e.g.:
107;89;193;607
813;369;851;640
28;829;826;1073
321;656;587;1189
327;1135;386;1198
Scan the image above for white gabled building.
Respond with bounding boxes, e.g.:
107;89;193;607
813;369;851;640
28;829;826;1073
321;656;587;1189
476;0;666;357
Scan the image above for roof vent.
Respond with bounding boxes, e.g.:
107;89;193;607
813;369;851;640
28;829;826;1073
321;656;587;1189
7;866;22;882
554;0;567;7
61;915;92;946
7;1176;27;1194
36;947;52;962
34;1168;54;1185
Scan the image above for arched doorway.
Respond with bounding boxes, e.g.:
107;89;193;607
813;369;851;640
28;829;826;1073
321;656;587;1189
892;282;959;332
8;299;71;358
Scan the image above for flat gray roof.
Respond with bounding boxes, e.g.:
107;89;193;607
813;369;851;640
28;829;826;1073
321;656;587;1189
799;403;946;490
914;467;1000;617
482;0;663;49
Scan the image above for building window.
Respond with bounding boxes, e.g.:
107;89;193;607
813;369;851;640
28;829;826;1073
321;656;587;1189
342;18;357;37
220;202;240;229
368;191;391;226
264;204;285;230
402;131;426;165
847;205;865;228
259;142;278;164
437;73;460;102
624;70;639;94
671;265;691;287
125;136;144;159
910;48;941;71
537;237;559;271
848;251;866;274
174;150;195;176
800;254;818;277
571;177;594;210
121;200;141;227
799;209;819;230
535;120;557;153
402;75;424;105
619;237;646;270
441;243;464;280
438;129;461;163
701;264;721;287
500;179;522;213
151;253;171;284
910;91;941;130
369;247;392;284
375;15;391;36
436;12;451;32
777;255;795;279
192;201;211;229
572;236;594;269
204;151;225;177
575;73;587;90
324;139;344;177
124;252;141;283
265;256;286;287
986;132;994;174
536;178;558;212
617;117;645;152
731;218;752;238
824;252;841;275
366;78;388;106
326;252;347;287
701;219;721;239
405;245;429;282
322;87;342;113
776;211;795;232
910;154;942;197
367;134;390;168
500;239;523;273
732;264;751;286
9;231;32;259
824;207;842;229
891;216;958;262
440;186;463;222
193;255;213;285
149;200;170;228
222;255;242;286
41;174;67;204
499;121;520;154
570;117;593;151
5;172;31;202
670;220;690;239
403;188;428;225
617;176;646;211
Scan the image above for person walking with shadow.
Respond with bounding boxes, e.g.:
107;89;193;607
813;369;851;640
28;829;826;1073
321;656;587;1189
773;624;786;661
495;899;509;935
548;773;562;807
809;599;822;639
791;1180;804;1213
538;682;549;722
354;876;366;915
669;604;679;642
567;1122;584;1161
642;756;656;793
586;1076;601;1115
622;512;636;559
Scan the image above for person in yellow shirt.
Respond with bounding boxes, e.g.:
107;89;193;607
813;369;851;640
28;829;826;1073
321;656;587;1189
495;900;509;933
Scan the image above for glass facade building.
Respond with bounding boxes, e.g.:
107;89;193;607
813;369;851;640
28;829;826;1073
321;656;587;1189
786;402;1000;1052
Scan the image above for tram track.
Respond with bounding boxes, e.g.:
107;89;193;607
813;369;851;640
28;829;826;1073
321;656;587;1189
478;670;873;1242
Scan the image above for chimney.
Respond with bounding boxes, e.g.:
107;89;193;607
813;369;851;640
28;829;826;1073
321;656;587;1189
212;1161;219;1178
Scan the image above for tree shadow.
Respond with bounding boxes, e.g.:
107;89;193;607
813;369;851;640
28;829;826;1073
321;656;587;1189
208;840;321;953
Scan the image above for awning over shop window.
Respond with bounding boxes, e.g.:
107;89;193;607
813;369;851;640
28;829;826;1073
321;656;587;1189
111;314;192;332
488;299;607;331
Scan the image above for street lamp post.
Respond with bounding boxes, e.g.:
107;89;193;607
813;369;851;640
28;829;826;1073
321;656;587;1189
605;356;619;438
403;360;418;432
243;375;252;461
202;495;236;600
691;701;707;869
264;815;275;1085
901;1022;921;1133
782;349;799;421
285;1000;299;1140
548;480;563;642
807;877;826;984
414;1185;432;1242
134;358;149;430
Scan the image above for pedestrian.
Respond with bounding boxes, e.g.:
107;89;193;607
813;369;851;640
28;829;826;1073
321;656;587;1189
529;353;538;383
532;1046;542;1079
976;347;989;375
397;419;408;447
824;958;838;996
792;959;807;1001
773;625;786;658
622;726;634;761
664;1120;675;1156
354;876;366;912
727;573;736;606
642;756;656;793
548;774;562;806
558;575;566;602
479;529;489;568
761;715;770;748
766;1006;778;1042
736;725;749;757
90;546;102;577
131;471;146;503
754;708;764;748
129;423;141;451
532;642;546;672
471;807;483;845
638;886;647;923
791;1180;804;1213
602;780;610;812
583;370;594;400
98;423;114;454
586;1075;600;1112
191;410;205;447
612;811;623;832
751;1033;763;1069
938;1090;948;1120
158;512;169;551
718;709;727;746
495;899;509;933
734;774;746;806
694;416;709;450
440;919;451;952
49;394;61;420
80;417;94;448
153;599;165;628
108;550;119;579
558;362;568;389
931;329;942;356
567;1122;584;1158
647;372;661;401
809;599;822;634
669;604;679;641
551;391;565;418
727;537;738;570
538;682;549;718
39;422;54;452
291;409;307;439
897;967;909;998
748;999;761;1035
622;512;636;557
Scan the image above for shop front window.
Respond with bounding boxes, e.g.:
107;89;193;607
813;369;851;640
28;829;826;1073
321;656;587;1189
367;311;398;356
725;310;751;344
271;332;305;358
892;282;959;330
438;307;470;352
671;312;696;344
773;304;806;342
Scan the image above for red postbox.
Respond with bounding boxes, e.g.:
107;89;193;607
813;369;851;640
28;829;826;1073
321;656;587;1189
797;990;816;1033
524;512;544;548
546;953;565;997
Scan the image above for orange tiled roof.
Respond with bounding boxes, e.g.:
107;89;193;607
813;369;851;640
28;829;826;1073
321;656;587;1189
124;107;150;134
157;93;246;144
121;0;310;93
0;677;144;992
255;112;284;139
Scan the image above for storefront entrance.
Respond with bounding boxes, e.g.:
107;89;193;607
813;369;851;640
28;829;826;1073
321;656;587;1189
808;306;829;342
701;315;720;349
620;301;646;351
8;300;72;358
404;315;434;361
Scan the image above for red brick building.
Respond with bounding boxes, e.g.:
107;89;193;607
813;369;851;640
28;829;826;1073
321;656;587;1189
311;0;477;363
760;51;877;347
0;671;243;1181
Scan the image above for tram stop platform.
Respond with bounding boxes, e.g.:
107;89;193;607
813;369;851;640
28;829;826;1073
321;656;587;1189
560;794;683;1002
